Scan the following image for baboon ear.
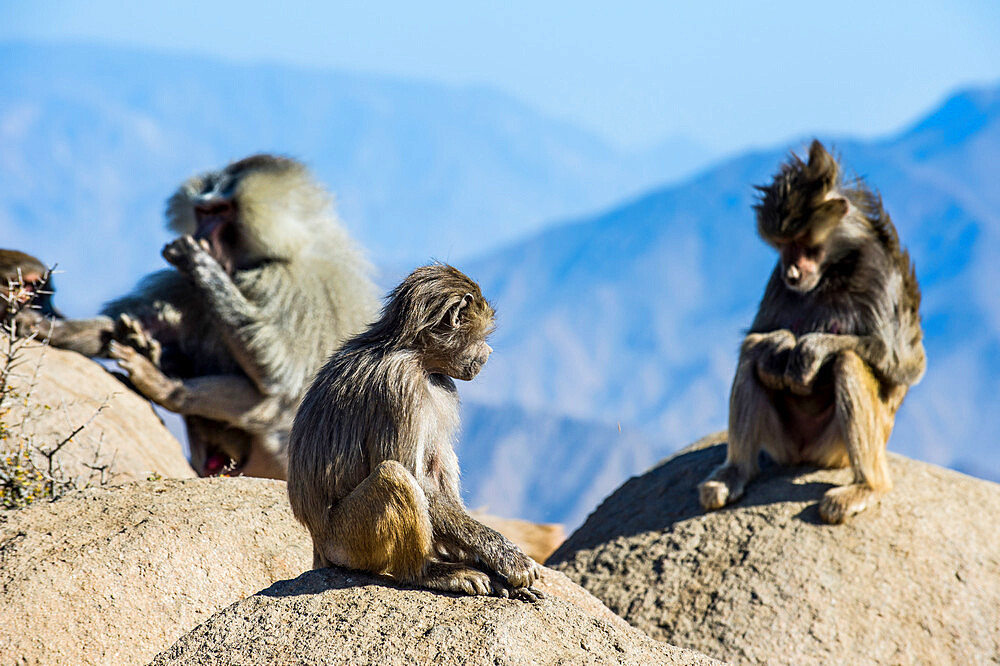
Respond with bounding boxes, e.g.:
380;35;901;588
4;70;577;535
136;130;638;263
448;293;474;328
823;197;849;219
807;140;828;167
806;140;838;188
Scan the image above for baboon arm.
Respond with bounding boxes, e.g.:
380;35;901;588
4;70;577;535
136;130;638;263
163;237;286;395
20;313;115;357
162;375;283;432
789;333;925;385
424;488;490;550
422;486;540;588
743;329;796;351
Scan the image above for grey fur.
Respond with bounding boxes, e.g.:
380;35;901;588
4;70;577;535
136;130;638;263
37;154;379;478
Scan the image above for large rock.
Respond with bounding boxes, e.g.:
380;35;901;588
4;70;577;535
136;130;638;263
152;566;718;665
1;342;193;483
0;478;310;666
549;433;1000;664
0;475;659;665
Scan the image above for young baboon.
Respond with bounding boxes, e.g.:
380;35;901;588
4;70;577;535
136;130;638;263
26;155;379;478
1;249;62;320
288;264;544;600
699;140;925;523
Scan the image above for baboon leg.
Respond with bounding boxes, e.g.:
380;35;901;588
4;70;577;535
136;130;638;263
819;350;894;524
424;489;541;590
110;341;283;432
323;460;434;583
321;461;495;597
700;357;782;510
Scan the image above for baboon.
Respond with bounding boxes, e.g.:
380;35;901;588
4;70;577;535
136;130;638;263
699;140;925;523
288;264;544;600
24;155;379;478
1;249;62;319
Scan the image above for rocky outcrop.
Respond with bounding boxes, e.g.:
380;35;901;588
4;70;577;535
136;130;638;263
1;342;193;482
152;566;718;666
549;433;1000;664
0;474;680;665
0;478;310;666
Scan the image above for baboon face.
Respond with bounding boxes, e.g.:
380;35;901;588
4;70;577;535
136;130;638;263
755;140;857;294
2;273;43;306
0;250;57;316
436;289;494;381
167;155;320;274
192;193;240;273
443;338;493;381
777;237;825;292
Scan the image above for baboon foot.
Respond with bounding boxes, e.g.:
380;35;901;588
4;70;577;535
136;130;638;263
819;483;885;524
493;580;545;603
420;561;493;597
698;463;750;510
487;545;541;589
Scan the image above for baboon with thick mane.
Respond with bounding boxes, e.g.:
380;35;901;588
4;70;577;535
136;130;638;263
25;155;379;478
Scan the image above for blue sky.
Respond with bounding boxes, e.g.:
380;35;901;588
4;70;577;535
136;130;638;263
3;1;999;152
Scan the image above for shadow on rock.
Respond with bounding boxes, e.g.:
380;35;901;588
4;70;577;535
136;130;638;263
550;435;837;558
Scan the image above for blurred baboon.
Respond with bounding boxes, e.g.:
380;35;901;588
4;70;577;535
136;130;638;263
288;264;543;600
29;155;379;478
699;140;925;523
1;249;62;319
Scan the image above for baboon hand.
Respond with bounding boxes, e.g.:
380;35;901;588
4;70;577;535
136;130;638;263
786;332;835;395
113;314;162;367
162;235;214;273
109;340;180;408
747;330;795;390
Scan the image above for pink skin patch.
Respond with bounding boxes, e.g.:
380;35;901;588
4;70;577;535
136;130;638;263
194;202;236;274
203;453;232;476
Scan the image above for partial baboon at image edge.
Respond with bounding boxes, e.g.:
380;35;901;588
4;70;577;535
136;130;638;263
1;248;62;321
699;140;926;524
288;263;544;602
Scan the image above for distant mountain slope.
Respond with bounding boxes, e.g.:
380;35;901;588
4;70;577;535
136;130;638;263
463;82;1000;483
457;402;661;528
0;41;713;315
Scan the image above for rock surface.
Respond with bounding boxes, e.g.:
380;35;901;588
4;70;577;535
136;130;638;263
548;433;1000;664
1;342;193;482
152;566;718;666
0;478;310;666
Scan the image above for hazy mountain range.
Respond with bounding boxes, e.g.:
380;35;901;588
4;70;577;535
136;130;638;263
458;83;1000;525
2;42;997;527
